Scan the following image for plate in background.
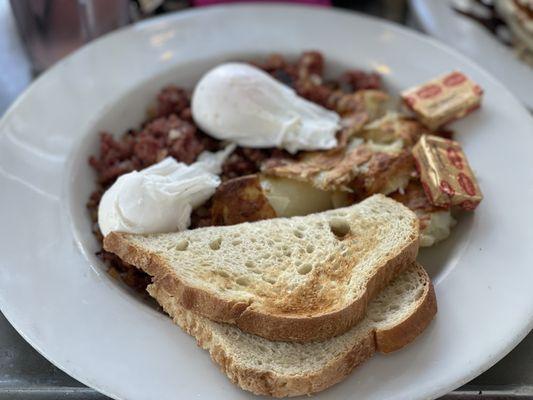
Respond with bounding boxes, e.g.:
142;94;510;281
410;0;533;111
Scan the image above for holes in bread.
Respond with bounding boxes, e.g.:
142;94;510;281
262;276;277;284
293;230;304;239
215;270;230;278
236;277;250;286
306;244;314;253
297;263;312;275
174;240;188;251
245;260;255;269
328;218;351;239
209;238;222;250
232;239;242;246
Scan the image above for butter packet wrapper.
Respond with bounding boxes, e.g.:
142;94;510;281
412;134;482;210
402;71;483;130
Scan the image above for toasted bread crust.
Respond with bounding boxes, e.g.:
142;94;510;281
375;278;437;353
235;237;418;341
208;332;376;398
103;232;251;324
104;225;419;342
148;263;436;397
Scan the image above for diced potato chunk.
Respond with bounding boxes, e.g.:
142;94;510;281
260;176;333;217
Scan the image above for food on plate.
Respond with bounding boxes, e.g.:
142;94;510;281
88;113;217;187
263;140;415;197
191;62;340;153
210;175;277;225
103;194;419;342
391;181;456;247
413;134;483;210
401;71;483;130
362;111;430;147
87;52;401;288
332;89;390;142
211;174;333;225
260;175;334;217
84;51;489;396
88;52;484;291
331;89;389;119
149;262;436;397
98;145;234;235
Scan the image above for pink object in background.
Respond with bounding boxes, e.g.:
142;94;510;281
193;0;331;6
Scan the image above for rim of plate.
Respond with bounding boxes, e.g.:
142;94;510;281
0;4;532;400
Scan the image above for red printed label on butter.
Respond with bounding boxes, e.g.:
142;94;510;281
446;146;464;170
417;84;442;99
443;72;467;87
439;180;455;197
457;172;476;196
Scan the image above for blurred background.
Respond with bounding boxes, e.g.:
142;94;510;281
0;0;532;399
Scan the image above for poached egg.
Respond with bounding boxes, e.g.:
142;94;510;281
191;62;340;154
98;145;234;236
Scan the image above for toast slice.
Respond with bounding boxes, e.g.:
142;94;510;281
104;194;419;342
149;262;436;397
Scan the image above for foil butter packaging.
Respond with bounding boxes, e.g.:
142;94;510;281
401;71;483;129
412;134;483;211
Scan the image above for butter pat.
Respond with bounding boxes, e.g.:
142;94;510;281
402;71;483;130
412;135;483;210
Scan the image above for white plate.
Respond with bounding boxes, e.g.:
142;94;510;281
410;0;533;111
0;4;532;400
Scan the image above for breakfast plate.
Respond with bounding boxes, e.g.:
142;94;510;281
0;4;532;400
410;0;533;111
